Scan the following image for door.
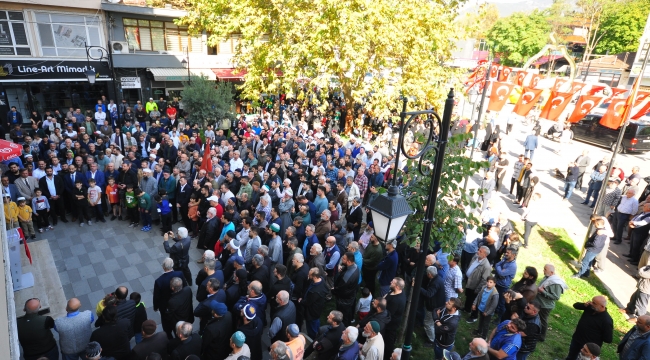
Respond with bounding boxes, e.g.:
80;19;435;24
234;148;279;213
5;86;30;124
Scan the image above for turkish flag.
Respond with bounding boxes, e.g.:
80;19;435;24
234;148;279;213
567;95;603;123
200;138;212;173
530;74;543;89
539;91;573;121
513;87;543;116
516;71;528;86
487;82;515;112
569;82;586;93
632;99;650;119
604;87;628;102
499;66;512;82
599;98;629;129
489;65;499;80
634;91;650;104
587;85;606;95
553;78;568;91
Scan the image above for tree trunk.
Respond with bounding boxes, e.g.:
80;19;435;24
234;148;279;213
342;86;355;135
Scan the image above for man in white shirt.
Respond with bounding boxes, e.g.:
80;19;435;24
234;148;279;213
94;108;106;125
32;160;47;180
615;189;639;243
229;150;244;171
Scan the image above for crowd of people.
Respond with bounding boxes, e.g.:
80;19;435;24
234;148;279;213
7;94;650;360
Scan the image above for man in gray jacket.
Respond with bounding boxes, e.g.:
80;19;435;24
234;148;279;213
54;298;94;360
463;246;493;323
536;264;568;341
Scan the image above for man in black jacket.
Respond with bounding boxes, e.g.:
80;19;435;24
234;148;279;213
168;321;201;360
164;227;192;284
431;297;462;354
197;208;219;251
164;277;194;339
345;197;363;240
130;320;169;360
384;277;407;359
515;301;542;359
421;266;446;347
300;267;329;339
153;258;187;339
304;310;346;360
176;176;192;230
357;298;391;343
249;254;270;296
89;306;133;360
38;167;67;224
269;290;296;343
565;296;613;360
332;252;360;325
269;264;292;317
201;301;233;360
290;254;310;330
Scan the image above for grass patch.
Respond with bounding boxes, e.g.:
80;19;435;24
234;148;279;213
407;223;631;359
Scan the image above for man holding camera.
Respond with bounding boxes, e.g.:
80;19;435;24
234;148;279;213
164;227;192;284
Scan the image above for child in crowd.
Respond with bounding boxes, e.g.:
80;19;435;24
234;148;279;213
31;188;52;232
105;176;121;221
155;193;172;235
188;195;199;237
136;188;151;232
356;287;373;322
125;184;139;228
130;292;148;344
95;293;117;318
204;124;215;142
73;180;91;227
16;197;36;239
87;178;105;223
3;194;18;229
472;275;499;339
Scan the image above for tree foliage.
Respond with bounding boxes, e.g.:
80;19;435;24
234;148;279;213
575;0;615;61
456;3;500;40
401;132;487;252
147;0;188;9
178;0;463;117
486;11;552;66
181;77;235;127
594;0;650;55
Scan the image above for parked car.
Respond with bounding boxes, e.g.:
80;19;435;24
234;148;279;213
572;114;650;153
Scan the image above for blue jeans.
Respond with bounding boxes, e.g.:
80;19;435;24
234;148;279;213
141;210;152;227
517;352;532;360
615;212;631;241
306;319;320;339
525;149;535;160
564;181;576;199
434;342;454;359
584;182;602;205
577;250;598;277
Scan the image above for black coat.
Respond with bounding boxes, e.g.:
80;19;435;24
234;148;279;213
346;206;363;230
175;182;192;206
153;270;186;311
290;264;310;300
201;312;233;360
130;332;169;360
38;175;64;199
165;287;194;330
169;333;202;360
249;264;270;295
197;217;219;250
421;275;446;311
308;323;345;360
238;316;264;360
331;265;359;300
89;319;133;360
300;279;329;321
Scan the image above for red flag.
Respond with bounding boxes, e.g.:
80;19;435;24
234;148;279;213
604;87;628;102
587;85;606;95
570;82;586;93
553;78;568;91
487;82;515;112
611;77;643;126
599;98;628;129
634;91;650;104
530;74;542;89
489;65;499;80
513;87;543;116
200;138;212;173
516;71;528;86
567;95;603;123
539;91;573;121
499;67;512;82
632;99;650;119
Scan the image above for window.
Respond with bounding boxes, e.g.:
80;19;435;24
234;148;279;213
0;11;31;56
208;35;240;55
123;18;201;53
36;12;102;57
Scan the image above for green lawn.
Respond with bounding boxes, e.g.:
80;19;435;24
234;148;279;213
407;223;633;359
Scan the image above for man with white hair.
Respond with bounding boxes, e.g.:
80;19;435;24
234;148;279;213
269;291;296;343
153;258;187;339
164;227;192;284
337;326;359;359
230;150;244;171
360;321;385;360
462;337;489;359
169;321;201;359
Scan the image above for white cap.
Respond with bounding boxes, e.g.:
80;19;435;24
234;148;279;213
207;196;219;202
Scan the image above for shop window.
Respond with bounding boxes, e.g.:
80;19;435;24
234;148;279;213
35;12;102;58
0;11;31;56
123;18;201;53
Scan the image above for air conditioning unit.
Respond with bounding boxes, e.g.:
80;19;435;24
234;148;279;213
110;41;129;54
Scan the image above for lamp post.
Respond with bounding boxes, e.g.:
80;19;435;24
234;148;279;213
366;88;455;360
84;42;117;104
462;63;491;193
181;46;191;83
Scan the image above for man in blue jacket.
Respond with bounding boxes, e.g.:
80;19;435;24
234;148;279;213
376;240;399;296
523;132;538;160
618;315;650;360
494;248;518;321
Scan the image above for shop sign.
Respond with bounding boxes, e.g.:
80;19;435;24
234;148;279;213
0;59;112;81
121;76;141;89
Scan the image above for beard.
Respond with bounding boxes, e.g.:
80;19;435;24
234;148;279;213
362;331;371;338
577;354;591;360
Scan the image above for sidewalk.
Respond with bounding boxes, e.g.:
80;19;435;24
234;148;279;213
463;107;648;308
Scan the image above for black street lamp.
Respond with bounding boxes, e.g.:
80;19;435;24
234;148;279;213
366;88;455;360
84;42;110;85
181;46;191;83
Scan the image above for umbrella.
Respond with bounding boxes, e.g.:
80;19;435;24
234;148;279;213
0;140;23;161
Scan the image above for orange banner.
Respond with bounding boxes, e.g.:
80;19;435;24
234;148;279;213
539;91;573;121
567;95;603;123
487;82;515;112
513;87;543;116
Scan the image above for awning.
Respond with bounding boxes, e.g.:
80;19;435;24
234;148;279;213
533;55;564;66
148;68;216;81
213;68;247;81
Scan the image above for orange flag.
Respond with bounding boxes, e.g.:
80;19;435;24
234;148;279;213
487;82;515;112
539;91;573;121
499;66;512;82
604;87;628;102
607;77;642;126
513;87;543;116
599;98;629;129
489;65;499;80
200;138;213;173
530;74;543;89
634;91;650;104
587;85;606;95
516;71;528;86
570;82;586;93
553;78;568;91
631;101;650;119
567;95;603;123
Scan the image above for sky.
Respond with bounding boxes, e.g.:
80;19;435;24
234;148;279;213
461;0;555;16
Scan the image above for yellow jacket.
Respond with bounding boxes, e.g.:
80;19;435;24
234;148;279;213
4;202;18;224
17;204;32;222
146;101;158;113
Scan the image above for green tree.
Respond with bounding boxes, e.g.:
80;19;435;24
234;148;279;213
575;0;616;61
181;76;235;128
594;0;650;54
178;0;462;129
401;132;487;252
486;11;552;66
457;3;500;40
